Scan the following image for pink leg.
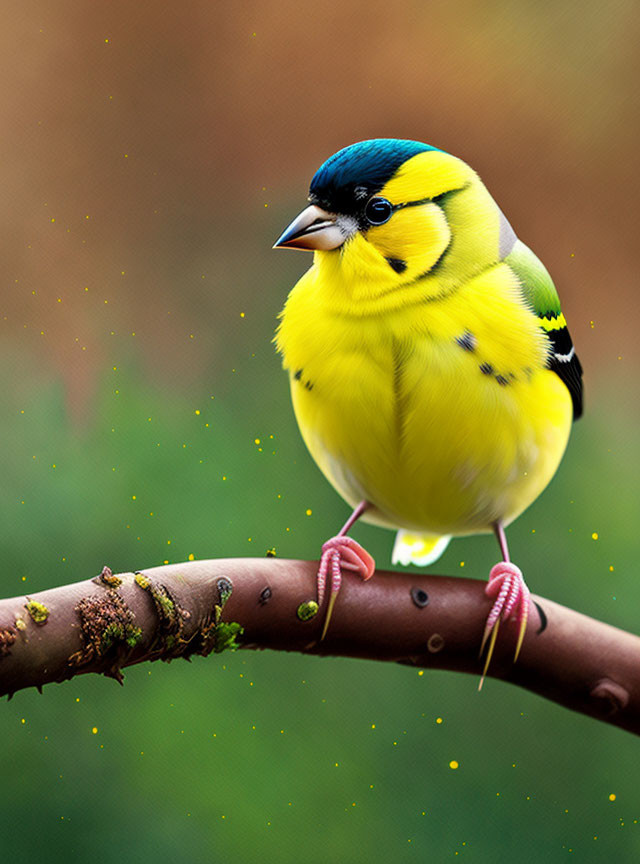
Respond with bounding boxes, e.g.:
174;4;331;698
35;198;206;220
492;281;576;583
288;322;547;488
317;501;375;640
479;522;531;688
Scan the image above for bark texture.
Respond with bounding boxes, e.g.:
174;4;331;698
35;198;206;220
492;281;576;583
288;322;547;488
1;558;638;735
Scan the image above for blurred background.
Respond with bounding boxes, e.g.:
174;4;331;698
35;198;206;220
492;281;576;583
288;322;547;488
1;1;639;861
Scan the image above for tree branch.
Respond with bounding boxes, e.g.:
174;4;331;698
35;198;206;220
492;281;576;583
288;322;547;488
1;558;639;735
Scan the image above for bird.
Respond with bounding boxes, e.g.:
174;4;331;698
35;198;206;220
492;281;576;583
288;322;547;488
273;138;582;678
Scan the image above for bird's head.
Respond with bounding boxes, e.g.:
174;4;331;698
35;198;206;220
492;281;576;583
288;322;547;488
275;139;508;311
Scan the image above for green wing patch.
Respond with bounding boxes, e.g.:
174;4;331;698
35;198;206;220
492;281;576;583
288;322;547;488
506;242;583;420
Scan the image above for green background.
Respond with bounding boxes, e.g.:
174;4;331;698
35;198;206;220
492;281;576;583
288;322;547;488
1;1;638;861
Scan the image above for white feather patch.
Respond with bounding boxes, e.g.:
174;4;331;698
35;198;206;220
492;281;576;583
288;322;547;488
392;531;452;567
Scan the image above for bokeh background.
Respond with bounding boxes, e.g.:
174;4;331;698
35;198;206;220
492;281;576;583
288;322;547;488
1;1;639;861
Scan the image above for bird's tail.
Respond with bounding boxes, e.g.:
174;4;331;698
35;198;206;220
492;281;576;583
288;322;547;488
391;531;451;567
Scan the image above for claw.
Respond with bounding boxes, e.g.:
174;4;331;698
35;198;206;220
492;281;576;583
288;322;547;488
479;561;531;686
316;536;375;641
478;618;500;691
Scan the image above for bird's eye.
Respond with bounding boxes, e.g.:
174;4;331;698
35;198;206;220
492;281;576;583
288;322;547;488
364;197;393;226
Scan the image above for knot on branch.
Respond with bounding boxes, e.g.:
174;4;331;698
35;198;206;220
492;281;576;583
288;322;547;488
589;678;630;716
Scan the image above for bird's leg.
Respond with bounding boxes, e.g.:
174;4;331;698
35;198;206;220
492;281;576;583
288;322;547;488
479;522;531;689
317;500;375;641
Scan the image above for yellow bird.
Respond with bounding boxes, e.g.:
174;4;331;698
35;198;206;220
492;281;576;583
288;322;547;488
274;139;582;673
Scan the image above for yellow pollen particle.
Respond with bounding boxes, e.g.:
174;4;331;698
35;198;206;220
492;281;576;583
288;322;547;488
609;793;616;801
305;509;312;516
449;760;459;770
240;312;245;318
132;495;136;500
436;717;443;724
92;727;98;734
609;566;614;572
195;409;200;415
592;532;598;540
188;553;195;561
254;438;260;445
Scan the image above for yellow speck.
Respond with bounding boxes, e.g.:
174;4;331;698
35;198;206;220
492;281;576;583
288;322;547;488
609;565;614;572
305;508;312;516
592;532;599;540
254;438;260;445
449;760;459;770
418;670;424;676
371;723;376;729
92;727;98;734
132;495;136;500
436;717;443;724
459;561;464;567
195;409;200;415
21;718;26;724
188;553;195;561
609;793;616;802
240;312;245;318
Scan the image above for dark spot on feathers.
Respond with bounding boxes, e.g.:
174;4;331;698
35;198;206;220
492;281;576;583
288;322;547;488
495;375;509;386
456;330;476;352
479;363;494;375
386;257;407;274
294;368;314;391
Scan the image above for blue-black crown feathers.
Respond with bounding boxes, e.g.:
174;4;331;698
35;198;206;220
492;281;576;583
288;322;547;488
309;139;440;213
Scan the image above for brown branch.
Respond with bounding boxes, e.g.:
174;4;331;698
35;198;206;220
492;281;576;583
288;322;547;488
1;558;639;735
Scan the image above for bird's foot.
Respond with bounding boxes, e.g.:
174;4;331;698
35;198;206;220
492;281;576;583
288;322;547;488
317;536;375;641
479;562;530;689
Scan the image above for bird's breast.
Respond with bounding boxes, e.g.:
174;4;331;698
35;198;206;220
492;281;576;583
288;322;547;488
278;263;572;534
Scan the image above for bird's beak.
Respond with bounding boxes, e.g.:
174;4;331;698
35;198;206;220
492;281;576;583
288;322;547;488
273;204;346;251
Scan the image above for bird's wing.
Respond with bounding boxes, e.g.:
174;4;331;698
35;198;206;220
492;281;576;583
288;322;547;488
505;241;583;420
